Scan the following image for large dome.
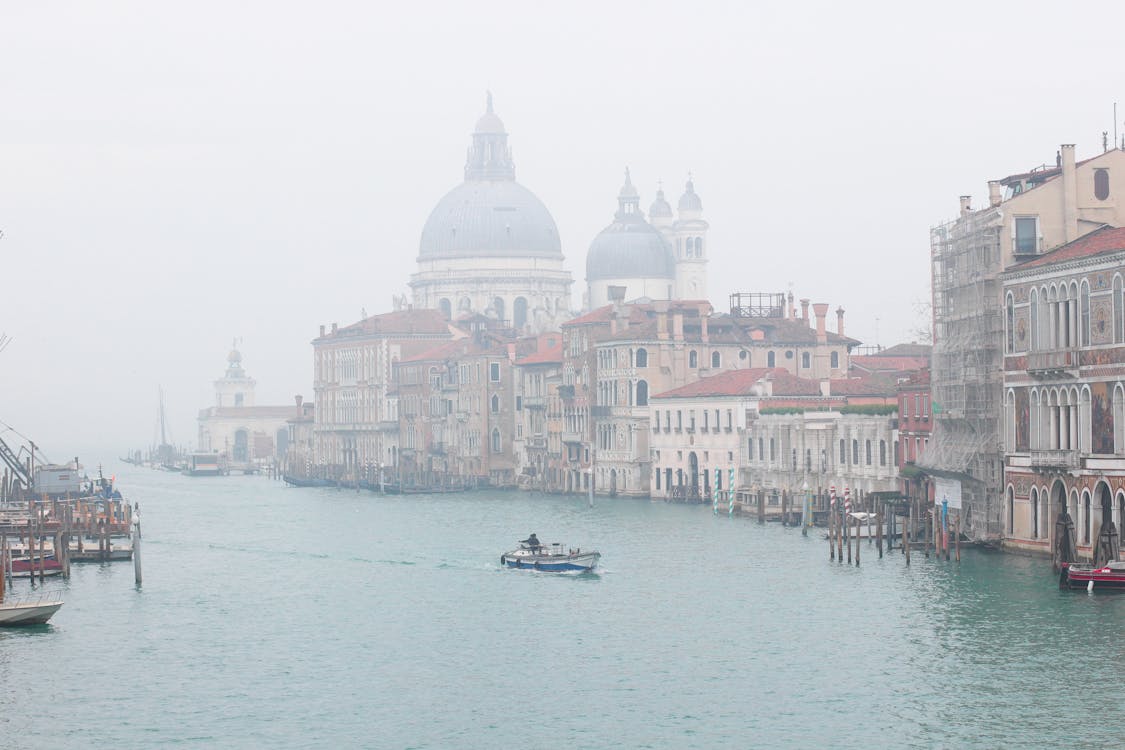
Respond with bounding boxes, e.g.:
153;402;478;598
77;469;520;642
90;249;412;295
419;180;563;260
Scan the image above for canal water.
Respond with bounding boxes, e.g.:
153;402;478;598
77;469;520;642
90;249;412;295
1;466;1122;749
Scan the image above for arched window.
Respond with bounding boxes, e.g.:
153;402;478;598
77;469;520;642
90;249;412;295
636;348;648;368
695;237;703;256
865;439;872;465
1031;487;1039;538
852;439;859;464
493;297;505;322
711;351;721;368
801;352;811;369
689;351;698;368
1007;486;1015;534
830;351;839;369
514;297;528;329
879;440;887;466
1030;288;1039;350
491;428;501;453
490;394;499;413
636;380;648;406
839;439;846;464
1006;293;1015;353
1116;276;1125;345
767;351;776;367
1083;490;1092;543
1080;280;1090;347
439;298;452;320
1095;168;1111;201
685;237;694;255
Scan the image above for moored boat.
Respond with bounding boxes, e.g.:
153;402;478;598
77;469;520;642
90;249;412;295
9;555;64;578
1060;560;1125;591
500;540;600;572
0;592;64;626
283;475;335;488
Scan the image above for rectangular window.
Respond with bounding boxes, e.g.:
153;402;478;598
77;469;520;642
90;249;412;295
489;363;500;382
1014;216;1038;253
759;438;764;462
725;409;732;431
748;439;754;460
655;411;661;431
516;396;522;411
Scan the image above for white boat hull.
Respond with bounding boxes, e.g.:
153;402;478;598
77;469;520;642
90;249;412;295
0;599;63;626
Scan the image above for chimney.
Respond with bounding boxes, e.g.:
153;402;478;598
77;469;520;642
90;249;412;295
800;298;810;325
988;180;1002;207
607;285;627;304
331;322;338;334
836;307;845;337
319;324;326;338
700;307;709;343
813;303;829;344
295;394;303;409
1061;143;1078;242
787;291;794;320
959;195;972;216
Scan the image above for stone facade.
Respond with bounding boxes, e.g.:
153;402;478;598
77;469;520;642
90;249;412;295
1001;226;1125;557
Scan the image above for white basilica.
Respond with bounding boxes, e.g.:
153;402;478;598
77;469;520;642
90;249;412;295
409;94;574;332
585;170;709;308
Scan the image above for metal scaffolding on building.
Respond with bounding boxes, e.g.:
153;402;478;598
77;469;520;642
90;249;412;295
921;209;1005;541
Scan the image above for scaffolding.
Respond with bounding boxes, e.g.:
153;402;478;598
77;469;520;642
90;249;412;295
921;209;1005;541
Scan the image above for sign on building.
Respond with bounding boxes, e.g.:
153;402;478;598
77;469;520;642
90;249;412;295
934;477;962;509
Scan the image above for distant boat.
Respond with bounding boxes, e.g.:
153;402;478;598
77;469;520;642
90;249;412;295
184;452;225;477
0;593;64;626
283;475;334;488
500;541;600;572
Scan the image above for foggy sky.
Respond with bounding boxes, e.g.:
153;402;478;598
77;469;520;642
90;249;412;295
2;0;1122;463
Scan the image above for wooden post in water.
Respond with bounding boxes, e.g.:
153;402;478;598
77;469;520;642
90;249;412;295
905;503;911;566
855;512;860;567
876;501;883;559
758;491;765;525
955;512;961;563
829;502;835;561
836;505;844;563
133;503;142;586
0;533;5;600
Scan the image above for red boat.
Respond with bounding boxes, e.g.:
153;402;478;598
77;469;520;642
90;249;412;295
9;556;63;578
1060;560;1125;591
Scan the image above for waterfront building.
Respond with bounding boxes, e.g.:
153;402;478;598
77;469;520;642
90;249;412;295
649;367;901;503
312;309;458;483
392;319;522;488
1000;225;1125;557
585;171;709;309
896;367;933;503
559;291;857;496
513;333;565;491
284;395;317;478
197;346;298;468
925;143;1125;541
409;94;574;332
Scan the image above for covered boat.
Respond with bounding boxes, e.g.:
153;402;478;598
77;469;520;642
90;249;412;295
1060;560;1125;591
500;541;600;572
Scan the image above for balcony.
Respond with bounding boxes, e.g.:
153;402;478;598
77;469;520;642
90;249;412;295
376;420;398;432
562;431;585;444
1027;348;1079;376
1030;449;1080;470
527;435;547;449
524;395;547;409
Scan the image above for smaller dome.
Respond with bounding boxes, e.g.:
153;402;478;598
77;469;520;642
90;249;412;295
649;187;672;218
586;223;675;281
227;349;242;365
474;91;506;134
618;168;639;201
678;178;703;212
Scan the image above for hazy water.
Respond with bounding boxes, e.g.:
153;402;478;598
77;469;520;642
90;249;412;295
1;466;1122;749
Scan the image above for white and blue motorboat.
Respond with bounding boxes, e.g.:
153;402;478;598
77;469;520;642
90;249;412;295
500;541;600;572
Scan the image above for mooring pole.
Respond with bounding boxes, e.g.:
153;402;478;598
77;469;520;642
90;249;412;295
132;503;142;586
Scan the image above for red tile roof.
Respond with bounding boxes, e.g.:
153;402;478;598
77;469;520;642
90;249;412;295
516;342;563;365
317;308;451;341
653;368;792;399
1013;225;1125;270
850;355;929;373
